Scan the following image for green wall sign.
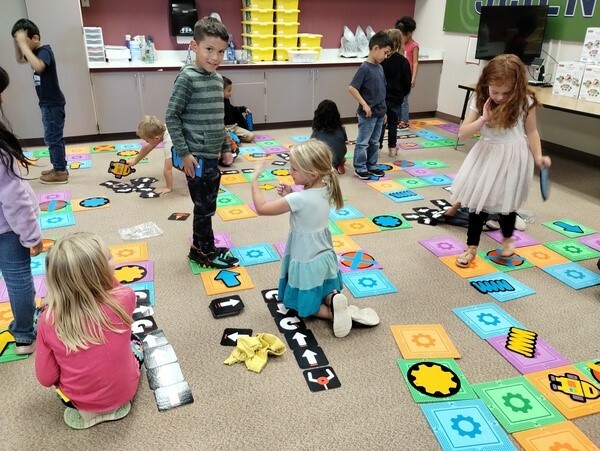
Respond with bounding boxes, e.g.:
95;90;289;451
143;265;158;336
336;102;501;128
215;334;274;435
443;0;598;42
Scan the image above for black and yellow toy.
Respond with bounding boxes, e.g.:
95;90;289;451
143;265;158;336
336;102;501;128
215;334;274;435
108;159;136;179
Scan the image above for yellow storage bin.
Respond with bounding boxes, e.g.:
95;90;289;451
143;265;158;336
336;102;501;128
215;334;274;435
275;22;299;35
275;34;299;48
298;33;323;48
242;33;275;47
242;21;275;35
242;8;274;22
275;0;298;10
275;9;300;23
242;45;274;62
275;47;297;61
242;0;273;9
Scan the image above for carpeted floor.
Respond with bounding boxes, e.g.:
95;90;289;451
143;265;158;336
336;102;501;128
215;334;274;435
2;120;599;450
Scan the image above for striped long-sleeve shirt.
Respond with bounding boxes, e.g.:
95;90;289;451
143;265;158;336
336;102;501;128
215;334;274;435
166;65;229;160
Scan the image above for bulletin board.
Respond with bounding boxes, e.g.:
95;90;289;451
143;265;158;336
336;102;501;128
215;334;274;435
443;1;598;42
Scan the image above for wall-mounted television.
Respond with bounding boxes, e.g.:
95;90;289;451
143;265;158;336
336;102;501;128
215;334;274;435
475;5;549;65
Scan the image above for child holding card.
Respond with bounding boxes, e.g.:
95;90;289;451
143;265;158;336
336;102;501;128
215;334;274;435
35;233;142;429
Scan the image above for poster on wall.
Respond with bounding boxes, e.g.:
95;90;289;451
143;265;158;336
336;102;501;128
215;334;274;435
443;0;598;42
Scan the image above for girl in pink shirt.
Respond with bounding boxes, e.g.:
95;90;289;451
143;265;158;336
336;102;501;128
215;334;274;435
35;233;141;429
395;16;419;129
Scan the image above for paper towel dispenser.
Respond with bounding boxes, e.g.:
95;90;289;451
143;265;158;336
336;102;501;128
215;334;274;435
170;0;198;36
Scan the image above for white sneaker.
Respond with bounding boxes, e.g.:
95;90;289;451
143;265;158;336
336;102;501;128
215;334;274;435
347;305;380;326
331;293;352;338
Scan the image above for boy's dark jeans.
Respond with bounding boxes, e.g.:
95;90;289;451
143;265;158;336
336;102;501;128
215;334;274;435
41;105;67;172
186;157;221;252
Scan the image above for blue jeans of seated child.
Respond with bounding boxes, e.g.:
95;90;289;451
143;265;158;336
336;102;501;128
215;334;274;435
400;94;410;123
186;157;221;252
41;105;67;172
354;115;384;173
380;101;403;149
0;231;36;344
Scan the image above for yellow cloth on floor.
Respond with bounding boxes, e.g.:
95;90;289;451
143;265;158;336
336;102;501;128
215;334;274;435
224;333;286;373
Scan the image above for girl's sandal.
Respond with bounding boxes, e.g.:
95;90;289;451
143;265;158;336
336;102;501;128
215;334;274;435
455;249;476;268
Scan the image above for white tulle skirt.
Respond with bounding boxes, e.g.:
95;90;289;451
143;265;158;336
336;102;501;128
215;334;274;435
451;137;534;215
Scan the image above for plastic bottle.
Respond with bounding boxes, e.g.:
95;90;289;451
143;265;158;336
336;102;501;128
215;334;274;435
130;40;142;62
245;112;253;131
144;37;156;63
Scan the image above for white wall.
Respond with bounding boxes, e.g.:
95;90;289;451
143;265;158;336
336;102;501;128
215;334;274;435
414;0;598;157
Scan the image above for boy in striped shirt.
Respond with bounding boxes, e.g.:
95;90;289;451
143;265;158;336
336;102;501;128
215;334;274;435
166;17;238;269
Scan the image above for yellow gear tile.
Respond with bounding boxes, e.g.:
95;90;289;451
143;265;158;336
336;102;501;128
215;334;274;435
335;218;381;236
390;324;461;359
220;173;248;185
217;205;257;221
331;234;361;253
513;244;570;268
525;365;600;419
367;179;404;193
276;176;295;185
200;267;254;295
66;146;90;155
109;242;149;264
0;303;14;329
439;254;497;278
513;421;599;451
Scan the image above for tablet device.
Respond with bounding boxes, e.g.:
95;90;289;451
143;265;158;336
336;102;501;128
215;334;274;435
540;166;550;201
172;152;203;177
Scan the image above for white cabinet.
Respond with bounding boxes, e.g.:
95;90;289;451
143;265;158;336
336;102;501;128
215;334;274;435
265;66;358;124
91;71;176;134
409;63;442;113
219;69;266;125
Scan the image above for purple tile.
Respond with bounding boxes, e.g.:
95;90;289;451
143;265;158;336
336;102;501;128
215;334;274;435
38;191;71;202
419;236;466;257
404;167;436;177
214;232;235;248
263;146;289;154
274;241;286;257
0;278;7;302
444;172;457;180
484;230;540;248
436;123;460;133
487;334;570;374
578;233;600;251
253;134;274;142
66;153;91;161
34;275;47;299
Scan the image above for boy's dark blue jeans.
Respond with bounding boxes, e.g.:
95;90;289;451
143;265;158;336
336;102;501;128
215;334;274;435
186;157;221;253
41;105;67;172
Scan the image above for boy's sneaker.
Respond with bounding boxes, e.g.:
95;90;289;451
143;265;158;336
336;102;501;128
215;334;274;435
368;168;385;177
188;246;239;269
354;170;371;180
41;168;69;176
40;170;68;184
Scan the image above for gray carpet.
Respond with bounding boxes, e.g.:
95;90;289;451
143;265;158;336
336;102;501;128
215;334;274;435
3;122;599;450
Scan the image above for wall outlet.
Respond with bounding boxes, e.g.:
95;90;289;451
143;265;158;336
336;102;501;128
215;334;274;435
81;0;90;7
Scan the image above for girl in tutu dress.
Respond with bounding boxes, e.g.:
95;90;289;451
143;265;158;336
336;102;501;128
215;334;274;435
451;54;551;268
250;140;379;337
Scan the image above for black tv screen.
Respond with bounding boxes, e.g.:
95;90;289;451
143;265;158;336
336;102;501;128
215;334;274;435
475;5;549;64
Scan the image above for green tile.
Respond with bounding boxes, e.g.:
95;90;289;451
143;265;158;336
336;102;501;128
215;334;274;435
395;177;430;189
543;219;596;238
544;239;600;262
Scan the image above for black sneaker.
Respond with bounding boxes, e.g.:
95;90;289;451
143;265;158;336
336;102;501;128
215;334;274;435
188;246;239;269
354;170;372;180
369;168;385;177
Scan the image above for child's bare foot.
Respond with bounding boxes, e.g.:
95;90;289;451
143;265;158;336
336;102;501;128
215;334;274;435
500;239;514;258
155;187;172;195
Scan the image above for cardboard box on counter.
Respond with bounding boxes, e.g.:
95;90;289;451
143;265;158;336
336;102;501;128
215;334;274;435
578;64;600;103
552;61;585;99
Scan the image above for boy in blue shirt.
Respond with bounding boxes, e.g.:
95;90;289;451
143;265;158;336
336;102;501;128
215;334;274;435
166;17;238;269
12;19;68;184
348;31;393;180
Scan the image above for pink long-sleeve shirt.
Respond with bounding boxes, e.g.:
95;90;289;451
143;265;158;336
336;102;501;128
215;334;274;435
35;284;140;412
